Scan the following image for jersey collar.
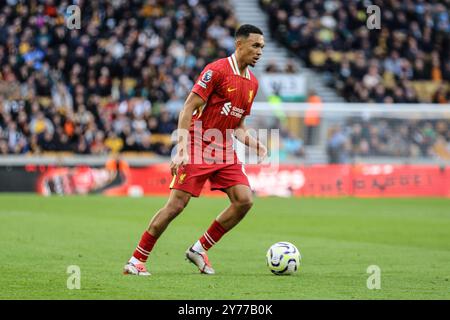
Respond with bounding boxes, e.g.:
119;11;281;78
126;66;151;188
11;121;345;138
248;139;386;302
228;53;251;80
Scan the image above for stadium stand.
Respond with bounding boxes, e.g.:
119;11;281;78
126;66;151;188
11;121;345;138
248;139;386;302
326;118;450;163
260;0;450;103
259;0;449;162
0;0;238;155
0;0;448;162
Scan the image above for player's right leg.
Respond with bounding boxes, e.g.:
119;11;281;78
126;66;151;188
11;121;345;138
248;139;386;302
123;189;191;276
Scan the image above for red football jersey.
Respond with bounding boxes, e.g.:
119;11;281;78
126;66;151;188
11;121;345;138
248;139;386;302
190;53;259;164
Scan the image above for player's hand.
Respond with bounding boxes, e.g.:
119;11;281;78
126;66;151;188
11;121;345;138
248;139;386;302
257;143;268;164
170;152;189;176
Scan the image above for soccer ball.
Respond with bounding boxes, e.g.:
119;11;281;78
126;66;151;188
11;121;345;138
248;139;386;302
266;242;301;275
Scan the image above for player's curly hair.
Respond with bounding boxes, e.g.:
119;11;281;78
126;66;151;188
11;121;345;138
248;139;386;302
235;24;263;39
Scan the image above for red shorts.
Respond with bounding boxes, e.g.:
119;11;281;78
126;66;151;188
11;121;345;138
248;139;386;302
170;163;250;197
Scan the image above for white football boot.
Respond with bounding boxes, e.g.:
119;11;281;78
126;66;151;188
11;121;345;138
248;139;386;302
123;262;151;276
185;247;215;275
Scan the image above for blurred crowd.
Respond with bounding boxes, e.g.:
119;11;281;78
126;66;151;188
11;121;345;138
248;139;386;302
0;0;238;155
265;58;299;73
260;0;450;103
1;0;449;160
327;119;450;163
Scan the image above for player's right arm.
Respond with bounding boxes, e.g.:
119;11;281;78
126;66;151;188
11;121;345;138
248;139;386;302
170;92;205;176
170;65;221;175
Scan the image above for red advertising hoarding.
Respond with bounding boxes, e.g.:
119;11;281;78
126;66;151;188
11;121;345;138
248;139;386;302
36;164;450;198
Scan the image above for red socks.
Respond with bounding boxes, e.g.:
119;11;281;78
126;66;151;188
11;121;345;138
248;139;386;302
199;220;227;250
132;231;157;263
132;220;226;263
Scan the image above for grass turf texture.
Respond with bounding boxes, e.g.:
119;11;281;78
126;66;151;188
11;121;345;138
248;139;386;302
0;195;449;300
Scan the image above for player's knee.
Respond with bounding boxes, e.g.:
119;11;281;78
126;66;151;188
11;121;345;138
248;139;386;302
234;197;253;213
166;200;187;218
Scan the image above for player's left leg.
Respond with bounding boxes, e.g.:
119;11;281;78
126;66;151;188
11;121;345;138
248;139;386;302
186;184;253;274
216;184;253;230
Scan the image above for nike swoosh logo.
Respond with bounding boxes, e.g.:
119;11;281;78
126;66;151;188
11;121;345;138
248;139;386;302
227;88;237;92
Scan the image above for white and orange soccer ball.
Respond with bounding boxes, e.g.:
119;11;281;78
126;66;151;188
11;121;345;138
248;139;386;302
266;242;301;275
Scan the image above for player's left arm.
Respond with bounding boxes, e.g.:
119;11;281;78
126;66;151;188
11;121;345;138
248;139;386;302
234;116;267;160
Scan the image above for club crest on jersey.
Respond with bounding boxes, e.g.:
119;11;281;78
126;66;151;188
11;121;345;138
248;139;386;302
202;70;213;82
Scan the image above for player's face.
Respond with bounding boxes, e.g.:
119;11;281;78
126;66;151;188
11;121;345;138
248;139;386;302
237;34;265;67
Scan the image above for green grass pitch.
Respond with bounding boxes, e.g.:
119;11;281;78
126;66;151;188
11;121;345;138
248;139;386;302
0;194;449;300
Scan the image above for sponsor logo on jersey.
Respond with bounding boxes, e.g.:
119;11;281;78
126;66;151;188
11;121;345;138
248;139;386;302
221;102;232;116
220;102;245;118
227;87;237;92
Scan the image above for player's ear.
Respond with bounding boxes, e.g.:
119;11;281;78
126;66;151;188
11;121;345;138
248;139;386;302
235;37;242;49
